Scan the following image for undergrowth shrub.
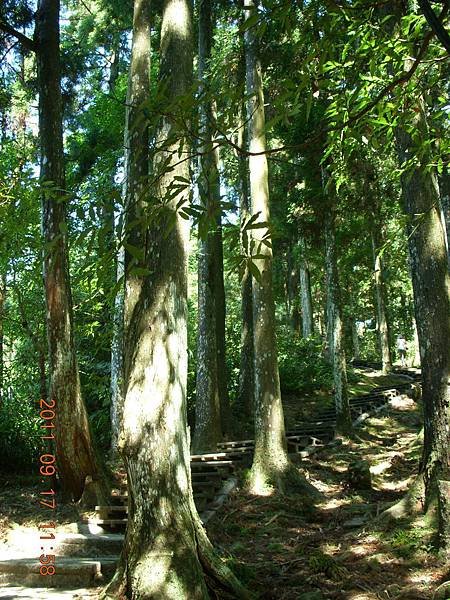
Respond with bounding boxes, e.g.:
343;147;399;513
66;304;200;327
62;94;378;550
277;328;333;394
0;393;42;472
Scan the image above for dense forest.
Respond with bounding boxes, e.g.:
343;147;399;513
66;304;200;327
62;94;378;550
0;0;449;599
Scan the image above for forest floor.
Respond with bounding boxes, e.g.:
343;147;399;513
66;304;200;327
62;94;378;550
0;370;448;599
208;372;450;600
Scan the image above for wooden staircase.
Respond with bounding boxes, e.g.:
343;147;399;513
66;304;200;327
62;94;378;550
84;374;419;532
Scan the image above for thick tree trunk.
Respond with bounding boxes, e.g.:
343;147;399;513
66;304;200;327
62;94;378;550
104;2;249;597
323;196;352;436
245;0;288;493
299;233;314;337
36;0;107;504
244;0;315;495
395;98;450;546
193;0;223;452
371;226;392;373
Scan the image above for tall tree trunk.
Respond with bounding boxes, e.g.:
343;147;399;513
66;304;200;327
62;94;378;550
105;2;249;597
286;244;301;332
244;0;315;495
299;232;314;337
323;192;352;436
36;0;107;503
395;96;450;548
109;33;127;461
351;318;360;361
193;0;222;453
439;169;450;269
214;193;231;435
110;241;124;461
237;84;254;425
370;224;392;373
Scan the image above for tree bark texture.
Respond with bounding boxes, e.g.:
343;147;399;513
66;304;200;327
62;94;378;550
439;169;450;270
351;318;360;361
323;195;352;436
110;241;125;460
395;97;450;537
244;0;293;493
235;89;255;428
286;244;301;332
106;2;250;597
299;233;314;337
370;225;392;373
36;0;106;503
193;0;223;452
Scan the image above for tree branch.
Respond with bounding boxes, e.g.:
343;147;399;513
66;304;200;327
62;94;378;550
0;19;36;52
418;0;450;53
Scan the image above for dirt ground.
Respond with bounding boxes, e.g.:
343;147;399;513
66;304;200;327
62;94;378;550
207;391;450;599
0;371;449;599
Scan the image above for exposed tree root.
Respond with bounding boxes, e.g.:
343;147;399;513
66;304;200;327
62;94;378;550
248;459;322;501
193;508;254;600
378;473;425;523
99;555;127;600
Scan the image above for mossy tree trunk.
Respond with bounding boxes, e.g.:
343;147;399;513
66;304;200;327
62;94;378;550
244;0;314;495
396;98;450;550
193;0;222;453
36;0;108;504
104;2;250;597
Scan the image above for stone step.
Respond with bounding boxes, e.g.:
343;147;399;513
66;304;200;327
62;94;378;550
0;556;117;588
54;533;124;557
0;585;100;598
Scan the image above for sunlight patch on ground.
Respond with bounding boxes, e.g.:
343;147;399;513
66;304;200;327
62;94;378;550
377;475;413;492
320;497;352;510
408;573;434;585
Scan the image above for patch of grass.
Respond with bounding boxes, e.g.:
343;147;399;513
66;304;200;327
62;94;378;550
307;550;347;579
386;526;435;558
267;542;284;552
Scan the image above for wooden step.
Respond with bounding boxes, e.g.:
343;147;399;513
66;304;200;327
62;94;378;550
190;452;246;462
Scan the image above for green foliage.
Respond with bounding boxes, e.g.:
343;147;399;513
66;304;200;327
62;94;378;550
389;526;435;558
0;392;42;472
277;329;332;395
307;550;346;579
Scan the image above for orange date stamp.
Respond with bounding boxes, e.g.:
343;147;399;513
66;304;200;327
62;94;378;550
38;398;57;576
